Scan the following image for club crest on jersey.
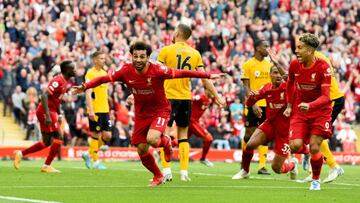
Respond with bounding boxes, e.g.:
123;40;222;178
255;71;260;77
147;78;152;85
52;82;59;88
311;73;316;81
280;92;285;100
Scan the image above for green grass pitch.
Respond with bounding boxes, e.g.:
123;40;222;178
0;160;359;203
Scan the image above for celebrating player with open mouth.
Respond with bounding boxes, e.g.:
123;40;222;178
72;41;224;187
285;33;333;190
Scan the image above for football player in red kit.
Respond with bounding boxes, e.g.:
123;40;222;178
188;89;215;167
284;33;332;190
14;61;76;173
232;66;298;180
72;41;223;187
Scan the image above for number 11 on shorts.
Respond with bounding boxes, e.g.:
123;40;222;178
157;117;166;127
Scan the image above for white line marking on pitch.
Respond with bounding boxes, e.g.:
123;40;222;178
0;195;62;203
0;185;352;190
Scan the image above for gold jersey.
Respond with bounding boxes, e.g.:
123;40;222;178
158;42;204;100
85;67;109;113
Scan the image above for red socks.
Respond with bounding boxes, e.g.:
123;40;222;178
45;139;62;165
201;140;212;160
140;152;162;177
310;152;323;180
241;148;254;173
22;142;47;156
281;162;295;173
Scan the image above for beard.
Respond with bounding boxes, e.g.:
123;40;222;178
134;62;146;72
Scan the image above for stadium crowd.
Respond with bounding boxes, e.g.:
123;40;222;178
0;0;359;151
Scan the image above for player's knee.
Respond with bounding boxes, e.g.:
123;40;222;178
290;142;302;152
43;139;51;147
146;136;160;147
137;144;149;155
102;132;112;141
271;163;282;174
203;133;213;142
309;143;321;154
246;142;256;150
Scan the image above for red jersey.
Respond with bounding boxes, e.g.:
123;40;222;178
38;74;68;113
191;94;212;121
246;82;287;121
109;62;210;119
287;59;332;114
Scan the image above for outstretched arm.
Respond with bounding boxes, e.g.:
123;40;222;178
72;75;111;94
171;69;211;79
83;75;111;89
246;89;266;107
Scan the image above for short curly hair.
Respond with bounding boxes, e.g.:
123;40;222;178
299;33;320;49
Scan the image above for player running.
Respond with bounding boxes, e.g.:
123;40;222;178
13;61;76;173
72;42;223;187
284;33;332;190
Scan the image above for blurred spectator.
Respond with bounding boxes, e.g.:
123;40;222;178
73;107;90;146
337;124;358;153
229;97;243;121
229;118;245;149
0;65;16;116
25;102;37;140
11;85;26;125
211;116;232;150
110;120;130;147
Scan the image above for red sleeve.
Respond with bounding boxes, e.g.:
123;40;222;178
84;75;111;89
171;69;210;79
286;60;297;105
308;64;331;109
109;65;126;82
245;84;268;107
156;63;210;79
84;65;126;89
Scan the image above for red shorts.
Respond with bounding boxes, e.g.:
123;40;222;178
36;110;60;133
258;115;290;158
188;120;208;139
131;116;169;145
289;110;332;144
